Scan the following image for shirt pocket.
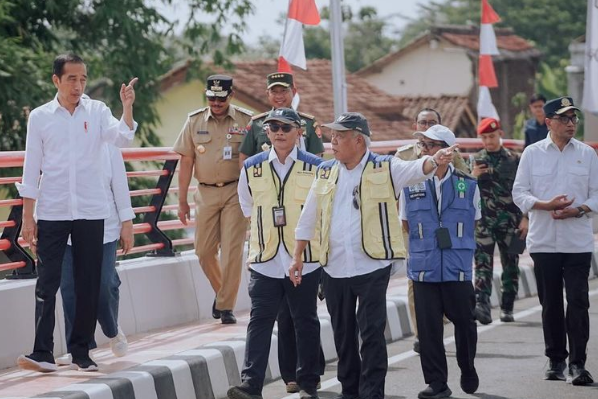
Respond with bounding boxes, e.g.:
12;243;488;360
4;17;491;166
568;166;589;189
366;172;390;199
531;167;555;199
192;133;212;144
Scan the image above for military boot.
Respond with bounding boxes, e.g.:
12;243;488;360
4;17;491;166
500;292;516;322
474;292;492;325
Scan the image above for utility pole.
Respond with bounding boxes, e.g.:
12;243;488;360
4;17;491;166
330;0;347;117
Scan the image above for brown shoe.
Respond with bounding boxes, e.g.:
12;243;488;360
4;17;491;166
286;382;299;393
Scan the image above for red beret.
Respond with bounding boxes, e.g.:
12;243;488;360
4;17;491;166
477;118;501;135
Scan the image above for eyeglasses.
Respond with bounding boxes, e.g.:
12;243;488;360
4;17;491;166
206;95;229;103
552;115;579;124
352;185;361;210
266;123;295;133
417;120;438;127
416;141;447;150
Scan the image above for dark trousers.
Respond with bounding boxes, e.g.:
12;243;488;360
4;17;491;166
277;274;326;384
413;281;477;387
33;219;104;359
323;266;391;399
242;269;321;393
530;252;591;366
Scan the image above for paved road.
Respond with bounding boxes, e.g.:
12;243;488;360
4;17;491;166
263;278;598;399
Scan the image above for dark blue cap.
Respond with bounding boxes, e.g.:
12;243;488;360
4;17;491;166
543;96;580;116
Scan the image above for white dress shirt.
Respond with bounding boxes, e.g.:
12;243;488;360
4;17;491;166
399;164;482;221
103;145;135;243
16;96;137;220
296;150;431;278
512;134;598;253
238;147;320;278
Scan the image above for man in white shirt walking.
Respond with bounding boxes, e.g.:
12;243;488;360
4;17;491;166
291;113;454;399
16;53;138;372
513;96;596;386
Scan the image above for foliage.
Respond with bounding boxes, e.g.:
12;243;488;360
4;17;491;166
399;0;586;69
0;0;254;151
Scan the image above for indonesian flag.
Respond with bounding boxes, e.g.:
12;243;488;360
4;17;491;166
278;0;321;72
477;0;500;120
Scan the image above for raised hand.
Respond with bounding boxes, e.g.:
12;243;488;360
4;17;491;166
120;77;138;108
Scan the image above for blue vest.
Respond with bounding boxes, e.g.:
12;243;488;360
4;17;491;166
403;170;477;282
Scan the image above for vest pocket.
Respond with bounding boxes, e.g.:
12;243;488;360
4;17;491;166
366;172;390;198
294;175;314;201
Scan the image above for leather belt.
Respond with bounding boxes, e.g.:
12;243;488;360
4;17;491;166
199;180;238;188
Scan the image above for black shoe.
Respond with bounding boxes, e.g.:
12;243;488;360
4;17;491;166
16;353;57;373
474;292;492;325
567;364;594;385
334;394;358;399
461;367;479;394
227;385;263;399
500;309;514;322
544;360;566;381
418;383;452;399
299;389;318;399
212;299;221;319
221;310;237;324
413;339;420;354
72;355;98;372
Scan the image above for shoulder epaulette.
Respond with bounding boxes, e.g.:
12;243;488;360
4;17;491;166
251;111;269;121
188;107;208;117
298;111;316;120
233;105;254;116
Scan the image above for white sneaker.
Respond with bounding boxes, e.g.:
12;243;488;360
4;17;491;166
110;327;128;357
55;353;72;366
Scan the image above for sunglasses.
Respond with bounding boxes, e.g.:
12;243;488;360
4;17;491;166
206;95;229;103
267;123;295;133
417;141;447;150
551;115;579;125
352;185;361;210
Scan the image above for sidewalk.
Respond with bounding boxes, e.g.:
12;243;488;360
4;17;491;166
0;246;595;399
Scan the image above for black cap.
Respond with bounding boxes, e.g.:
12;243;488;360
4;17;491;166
267;72;294;89
322;112;371;137
206;74;233;97
263;108;302;126
543;96;580;116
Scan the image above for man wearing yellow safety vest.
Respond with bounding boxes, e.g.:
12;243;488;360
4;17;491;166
291;112;455;399
228;108;323;399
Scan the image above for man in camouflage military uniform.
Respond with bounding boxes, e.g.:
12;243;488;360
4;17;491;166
239;72;324;167
471;118;528;324
173;75;253;324
239;71;326;392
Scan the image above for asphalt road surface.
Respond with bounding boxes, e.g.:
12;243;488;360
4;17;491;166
263;277;598;399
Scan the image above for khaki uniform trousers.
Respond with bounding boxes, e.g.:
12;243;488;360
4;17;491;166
194;183;247;311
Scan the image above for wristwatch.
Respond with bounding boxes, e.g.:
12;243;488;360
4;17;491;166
575;207;587;218
429;156;438;168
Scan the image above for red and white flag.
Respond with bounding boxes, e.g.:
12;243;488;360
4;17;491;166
477;0;500;120
278;0;321;72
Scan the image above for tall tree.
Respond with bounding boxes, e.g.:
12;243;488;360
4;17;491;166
0;0;254;151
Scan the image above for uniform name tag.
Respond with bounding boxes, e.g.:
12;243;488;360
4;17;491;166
408;182;426;199
197;130;209;135
273;206;287;227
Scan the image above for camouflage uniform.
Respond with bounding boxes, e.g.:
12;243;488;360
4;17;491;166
474;147;522;299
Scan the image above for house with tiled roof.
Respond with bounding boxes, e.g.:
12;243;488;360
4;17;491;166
155;58;477;145
356;25;542;136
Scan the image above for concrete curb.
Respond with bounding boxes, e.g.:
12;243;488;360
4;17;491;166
27;299;412;399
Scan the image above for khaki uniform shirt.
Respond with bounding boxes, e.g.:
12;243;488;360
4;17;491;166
173;105;253;184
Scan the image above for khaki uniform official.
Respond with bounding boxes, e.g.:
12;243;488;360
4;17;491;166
173;74;252;324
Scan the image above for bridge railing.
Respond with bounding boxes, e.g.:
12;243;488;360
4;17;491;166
0;138;529;279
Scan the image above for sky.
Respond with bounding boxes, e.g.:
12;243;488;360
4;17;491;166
156;0;433;45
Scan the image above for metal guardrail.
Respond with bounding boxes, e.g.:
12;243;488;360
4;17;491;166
9;137;593;279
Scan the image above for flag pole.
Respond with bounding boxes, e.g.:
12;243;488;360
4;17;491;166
330;0;347;117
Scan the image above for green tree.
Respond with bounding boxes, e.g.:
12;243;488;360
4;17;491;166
0;0;254;151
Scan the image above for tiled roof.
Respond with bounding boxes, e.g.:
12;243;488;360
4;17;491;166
159;59;474;141
356;24;540;77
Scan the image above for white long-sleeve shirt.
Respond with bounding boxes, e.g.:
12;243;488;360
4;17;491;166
238;147;320;278
296;150;431;278
512;135;598;253
16;96;137;220
103;145;135;243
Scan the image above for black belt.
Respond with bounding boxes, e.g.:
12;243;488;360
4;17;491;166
199;180;238;188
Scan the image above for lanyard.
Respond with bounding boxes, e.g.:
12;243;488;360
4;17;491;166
269;159;295;206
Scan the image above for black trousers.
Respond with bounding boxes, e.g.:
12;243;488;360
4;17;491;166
277;271;326;384
323;266;391;399
242;269;321;393
530;252;591;366
33;219;104;359
413;281;477;388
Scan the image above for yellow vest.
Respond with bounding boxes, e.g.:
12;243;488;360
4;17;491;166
246;154;321;263
313;156;406;266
